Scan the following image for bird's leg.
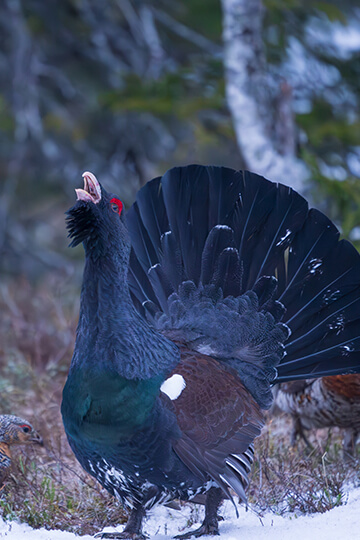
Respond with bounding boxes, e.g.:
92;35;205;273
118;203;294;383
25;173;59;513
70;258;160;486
342;428;357;462
291;417;313;450
175;487;223;539
94;503;147;540
323;427;333;453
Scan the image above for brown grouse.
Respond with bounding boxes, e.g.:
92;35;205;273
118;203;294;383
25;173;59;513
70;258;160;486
275;374;360;457
0;414;42;486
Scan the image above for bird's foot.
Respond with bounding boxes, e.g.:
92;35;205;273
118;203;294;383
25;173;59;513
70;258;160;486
174;521;220;539
94;532;148;540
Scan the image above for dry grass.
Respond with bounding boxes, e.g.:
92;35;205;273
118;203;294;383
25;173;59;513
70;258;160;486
0;276;127;535
0;276;359;533
248;414;360;517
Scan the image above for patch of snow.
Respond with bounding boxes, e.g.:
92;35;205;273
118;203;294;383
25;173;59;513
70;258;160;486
1;487;360;539
160;374;186;400
0;520;94;539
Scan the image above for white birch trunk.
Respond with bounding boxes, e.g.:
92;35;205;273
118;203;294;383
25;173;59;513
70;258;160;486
221;0;309;191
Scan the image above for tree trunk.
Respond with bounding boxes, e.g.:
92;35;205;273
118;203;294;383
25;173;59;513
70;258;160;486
220;0;309;191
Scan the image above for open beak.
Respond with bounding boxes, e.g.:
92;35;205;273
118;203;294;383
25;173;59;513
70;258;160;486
75;171;102;204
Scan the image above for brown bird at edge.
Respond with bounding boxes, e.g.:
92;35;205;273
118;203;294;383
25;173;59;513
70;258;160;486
275;374;360;458
0;414;43;487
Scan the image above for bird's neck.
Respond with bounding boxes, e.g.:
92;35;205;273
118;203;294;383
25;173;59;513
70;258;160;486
80;248;133;321
74;249;179;380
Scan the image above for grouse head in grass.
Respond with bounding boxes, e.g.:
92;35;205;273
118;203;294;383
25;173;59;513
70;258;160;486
0;415;43;486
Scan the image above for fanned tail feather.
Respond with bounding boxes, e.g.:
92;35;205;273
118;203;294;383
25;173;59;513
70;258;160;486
126;165;360;389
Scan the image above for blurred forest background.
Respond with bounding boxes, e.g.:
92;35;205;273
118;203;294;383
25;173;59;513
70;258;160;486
0;1;359;529
0;0;360;281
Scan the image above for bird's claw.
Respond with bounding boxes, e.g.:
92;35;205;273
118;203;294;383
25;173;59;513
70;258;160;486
94;532;148;539
174;523;220;539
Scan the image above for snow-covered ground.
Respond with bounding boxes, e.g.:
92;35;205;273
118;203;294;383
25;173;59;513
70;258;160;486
1;487;359;540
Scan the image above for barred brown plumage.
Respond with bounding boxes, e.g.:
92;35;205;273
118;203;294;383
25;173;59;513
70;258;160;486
0;414;43;486
275;374;360;457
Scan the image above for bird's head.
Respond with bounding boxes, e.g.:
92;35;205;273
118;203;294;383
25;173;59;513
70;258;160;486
66;172;129;260
0;415;43;446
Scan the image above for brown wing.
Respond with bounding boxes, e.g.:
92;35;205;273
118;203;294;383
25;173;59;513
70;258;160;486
162;347;264;504
322;374;360;399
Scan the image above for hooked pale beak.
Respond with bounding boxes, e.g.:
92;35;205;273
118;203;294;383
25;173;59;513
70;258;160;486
31;430;44;446
75;172;102;204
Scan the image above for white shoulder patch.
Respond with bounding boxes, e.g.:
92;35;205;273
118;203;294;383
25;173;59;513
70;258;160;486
160;374;186;401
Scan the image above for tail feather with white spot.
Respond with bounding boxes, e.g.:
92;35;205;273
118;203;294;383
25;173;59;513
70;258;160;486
127;165;360;400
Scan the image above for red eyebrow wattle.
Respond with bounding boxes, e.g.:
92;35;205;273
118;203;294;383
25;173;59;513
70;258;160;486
110;197;123;215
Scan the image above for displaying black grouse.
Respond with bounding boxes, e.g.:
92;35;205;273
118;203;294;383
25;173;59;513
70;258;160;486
62;165;360;539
